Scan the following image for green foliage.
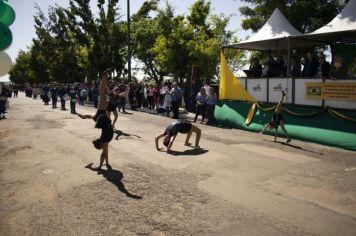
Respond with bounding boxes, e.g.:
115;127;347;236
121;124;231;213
9;50;35;84
151;0;239;83
10;0;127;84
10;0;240;85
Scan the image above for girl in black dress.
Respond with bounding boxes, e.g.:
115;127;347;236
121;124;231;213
77;69;114;169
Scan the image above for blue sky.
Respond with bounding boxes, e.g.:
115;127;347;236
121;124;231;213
1;0;250;81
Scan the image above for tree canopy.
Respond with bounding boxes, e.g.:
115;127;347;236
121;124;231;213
10;0;239;85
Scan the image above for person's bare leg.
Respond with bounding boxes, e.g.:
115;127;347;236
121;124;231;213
279;121;291;142
185;130;193;146
98;74;108;110
112;110;118;128
102;143;109;165
190;125;201;147
260;123;269;134
98;151;105;169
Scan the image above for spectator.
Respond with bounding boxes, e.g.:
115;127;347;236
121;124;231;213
190;80;200;112
92;83;99;109
58;84;66;110
206;87;217;125
302;52;318;77
276;55;287;77
249;57;262;77
267;55;278;77
0;83;8;119
182;81;191;112
117;79;127;113
316;53;330;78
347;55;356;79
143;83;149;108
147;84;154;110
170;82;180;119
128;82;135;110
152;83;161;110
68;86;78;114
42;84;50;105
291;57;301;77
203;80;210;94
262;60;269;77
330;55;347;80
50;85;58;109
163;83;172;117
194;87;208;123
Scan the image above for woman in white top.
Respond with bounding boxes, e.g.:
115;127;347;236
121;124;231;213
163;84;172;117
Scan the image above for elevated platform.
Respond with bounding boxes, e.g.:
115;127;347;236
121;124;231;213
215;100;356;151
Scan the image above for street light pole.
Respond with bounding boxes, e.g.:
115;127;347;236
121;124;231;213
127;0;131;82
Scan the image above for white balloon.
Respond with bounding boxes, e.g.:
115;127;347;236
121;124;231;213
0;51;12;76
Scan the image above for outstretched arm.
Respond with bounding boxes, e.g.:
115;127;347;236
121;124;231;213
166;135;177;153
260;123;269;134
155;133;165;150
78;114;94;119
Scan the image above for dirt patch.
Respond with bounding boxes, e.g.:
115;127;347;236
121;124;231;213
1;146;31;158
1;163;319;236
26;114;63;129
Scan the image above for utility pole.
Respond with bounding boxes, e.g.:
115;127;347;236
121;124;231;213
127;0;132;82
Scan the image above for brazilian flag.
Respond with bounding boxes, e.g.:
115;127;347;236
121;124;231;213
307;85;322;96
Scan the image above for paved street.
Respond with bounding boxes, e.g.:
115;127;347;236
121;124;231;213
0;94;355;236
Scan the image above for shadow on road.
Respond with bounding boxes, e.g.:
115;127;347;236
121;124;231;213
263;139;324;155
114;130;141;140
85;163;142;199
169;148;209;156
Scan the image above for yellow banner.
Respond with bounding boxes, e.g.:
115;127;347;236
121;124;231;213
306;82;356;101
219;51;255;102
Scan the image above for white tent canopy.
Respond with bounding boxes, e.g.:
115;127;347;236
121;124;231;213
226;8;316;51
298;0;356;43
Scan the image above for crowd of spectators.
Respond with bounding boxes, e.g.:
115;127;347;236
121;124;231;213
22;79;217;125
247;53;356;79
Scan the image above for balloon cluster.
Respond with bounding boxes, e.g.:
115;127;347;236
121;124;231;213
0;0;15;76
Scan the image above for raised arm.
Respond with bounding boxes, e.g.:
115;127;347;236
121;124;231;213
155;132;165;150
166;135;177;153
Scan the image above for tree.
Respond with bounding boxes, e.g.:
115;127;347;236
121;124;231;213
152;0;237;83
131;0;173;84
9;50;35;84
66;0;127;80
30;4;56;83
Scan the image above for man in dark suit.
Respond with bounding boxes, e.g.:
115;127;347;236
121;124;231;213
302;52;318;77
317;53;330;78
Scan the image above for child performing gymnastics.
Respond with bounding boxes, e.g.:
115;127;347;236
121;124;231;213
260;91;291;143
155;120;201;153
77;69;114;169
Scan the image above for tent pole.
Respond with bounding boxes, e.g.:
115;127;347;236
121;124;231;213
287;38;291;77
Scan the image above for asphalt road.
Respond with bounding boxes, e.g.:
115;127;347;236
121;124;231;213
0;94;355;236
